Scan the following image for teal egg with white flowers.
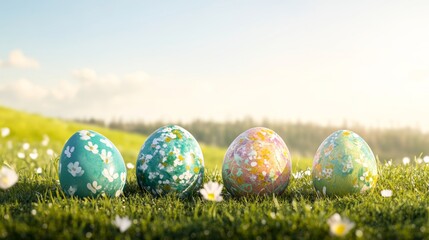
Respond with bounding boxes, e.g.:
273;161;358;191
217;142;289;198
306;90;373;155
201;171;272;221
136;125;204;197
59;130;127;198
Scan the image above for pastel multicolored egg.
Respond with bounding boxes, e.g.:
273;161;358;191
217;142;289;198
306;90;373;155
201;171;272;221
136;125;204;197
59;130;127;198
222;127;292;197
312;130;378;196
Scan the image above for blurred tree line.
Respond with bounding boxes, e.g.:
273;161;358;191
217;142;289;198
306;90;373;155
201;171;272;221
77;118;429;161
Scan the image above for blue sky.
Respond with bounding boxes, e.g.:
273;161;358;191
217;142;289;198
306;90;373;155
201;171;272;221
1;1;429;129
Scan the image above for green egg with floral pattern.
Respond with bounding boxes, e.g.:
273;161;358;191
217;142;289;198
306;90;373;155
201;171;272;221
59;130;127;198
136;125;204;197
312;130;378;196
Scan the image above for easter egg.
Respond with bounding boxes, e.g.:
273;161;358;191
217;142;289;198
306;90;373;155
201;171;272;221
59;130;126;198
312;130;378;196
222;127;292;197
136;125;204;197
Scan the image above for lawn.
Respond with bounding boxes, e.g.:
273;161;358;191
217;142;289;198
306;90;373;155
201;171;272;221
1;106;427;239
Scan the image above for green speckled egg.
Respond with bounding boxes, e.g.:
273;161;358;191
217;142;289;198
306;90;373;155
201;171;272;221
312;130;378;196
59;130;126;198
136;125;204;197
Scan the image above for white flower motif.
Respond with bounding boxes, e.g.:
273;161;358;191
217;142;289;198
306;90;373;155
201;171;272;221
1;127;10;138
115;190;123;197
139;163;148;172
179;171;193;181
323;168;333;178
403;157;410;165
424;156;429;164
381;189;393;198
199;181;223;202
145;154;153;161
112;215;132;233
304;169;311;176
68;186;77;196
67;162;84;177
85;142;99;154
102;168;119;182
100;138;113;148
64;146;75;158
100;149;113;164
79;130;94;140
159;150;165;156
35;167;42;174
173;158;184;167
152;138;161;145
172;147;180;156
249;174;257;182
161;127;172;133
126;163;134;169
148;171;159;180
0;166;19;190
120;172;126;182
87;181;102;194
327;213;355;237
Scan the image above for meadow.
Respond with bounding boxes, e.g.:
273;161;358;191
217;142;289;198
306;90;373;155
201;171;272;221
1;106;429;239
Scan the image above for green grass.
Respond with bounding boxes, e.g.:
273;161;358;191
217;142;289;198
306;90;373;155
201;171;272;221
2;106;428;239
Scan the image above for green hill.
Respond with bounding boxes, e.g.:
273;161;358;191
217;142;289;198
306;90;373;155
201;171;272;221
0;106;225;170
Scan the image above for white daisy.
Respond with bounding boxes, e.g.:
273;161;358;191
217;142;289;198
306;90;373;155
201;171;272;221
1;127;10;138
22;143;30;151
381;189;393;198
113;215;132;233
199;181;223;202
41;135;50;146
0;166;19;190
403;157;410;165
29;150;38;160
327;213;355;237
46;149;54;156
17;152;25;159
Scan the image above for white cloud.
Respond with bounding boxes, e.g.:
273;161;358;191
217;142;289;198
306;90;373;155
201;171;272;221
72;68;97;84
0;68;151;119
2;79;49;100
0;50;40;69
50;80;80;100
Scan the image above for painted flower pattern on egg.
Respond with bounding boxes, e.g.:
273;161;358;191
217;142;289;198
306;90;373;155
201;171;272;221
59;130;127;198
222;127;292;197
136;125;204;197
312;130;378;196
